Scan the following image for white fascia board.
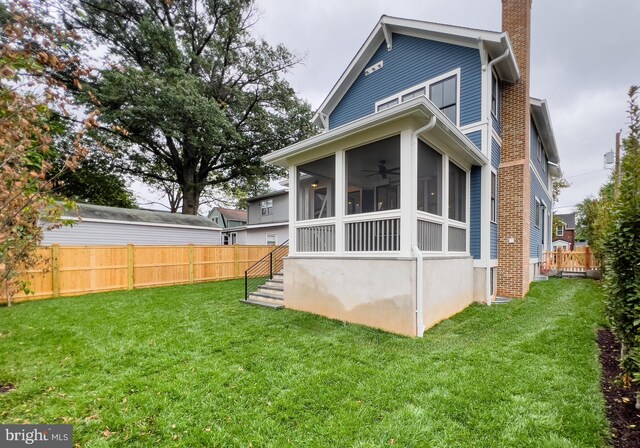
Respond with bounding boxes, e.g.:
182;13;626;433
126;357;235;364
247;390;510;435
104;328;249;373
531;98;560;165
266;97;488;167
312;16;519;127
246;222;289;229
58;216;221;231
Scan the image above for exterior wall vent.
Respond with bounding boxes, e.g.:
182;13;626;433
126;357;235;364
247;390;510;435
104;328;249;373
364;60;383;76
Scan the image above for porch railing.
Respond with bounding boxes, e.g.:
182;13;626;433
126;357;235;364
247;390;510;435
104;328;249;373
244;240;289;300
417;218;443;251
297;224;335;252
345;216;400;252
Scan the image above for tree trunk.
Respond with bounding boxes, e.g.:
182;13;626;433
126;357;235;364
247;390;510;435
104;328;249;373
181;183;202;215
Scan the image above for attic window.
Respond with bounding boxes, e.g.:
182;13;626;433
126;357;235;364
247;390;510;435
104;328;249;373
261;199;273;216
376;98;399;112
374;69;460;124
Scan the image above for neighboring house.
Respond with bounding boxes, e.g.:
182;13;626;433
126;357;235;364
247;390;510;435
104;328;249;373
260;1;561;336
245;191;289;245
208;207;248;245
43;204;221;246
552;212;576;251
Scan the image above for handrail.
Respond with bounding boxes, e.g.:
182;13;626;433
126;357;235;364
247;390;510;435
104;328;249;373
244;240;289;301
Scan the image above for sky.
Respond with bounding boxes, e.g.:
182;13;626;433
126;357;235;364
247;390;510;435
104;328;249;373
135;0;640;214
244;0;640;213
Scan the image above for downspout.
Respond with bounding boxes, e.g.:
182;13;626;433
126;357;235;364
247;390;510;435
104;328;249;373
412;116;437;337
483;46;510;306
488;47;511;74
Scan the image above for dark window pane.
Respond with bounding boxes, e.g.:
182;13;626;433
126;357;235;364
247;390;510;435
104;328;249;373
297;155;335;221
346;136;401;215
442;77;456;107
430;82;443;108
417;141;442;216
448;162;466;222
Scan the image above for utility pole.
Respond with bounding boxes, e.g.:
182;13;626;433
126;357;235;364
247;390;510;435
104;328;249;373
615;130;622;198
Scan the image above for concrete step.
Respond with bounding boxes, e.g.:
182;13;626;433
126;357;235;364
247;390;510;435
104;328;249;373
248;291;284;304
533;275;549;282
262;281;284;290
258;285;284;296
492;296;512;305
241;298;284;309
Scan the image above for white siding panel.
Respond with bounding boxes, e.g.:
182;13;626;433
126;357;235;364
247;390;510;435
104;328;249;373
42;221;221;246
245;225;289;245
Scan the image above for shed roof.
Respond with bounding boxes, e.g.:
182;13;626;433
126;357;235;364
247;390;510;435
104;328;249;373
65;204;220;229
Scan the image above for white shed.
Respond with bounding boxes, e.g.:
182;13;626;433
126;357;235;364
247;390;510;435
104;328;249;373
43;204;221;246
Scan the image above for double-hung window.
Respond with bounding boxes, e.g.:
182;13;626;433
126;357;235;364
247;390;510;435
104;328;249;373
430;76;457;124
491;72;499;117
261;199;273;216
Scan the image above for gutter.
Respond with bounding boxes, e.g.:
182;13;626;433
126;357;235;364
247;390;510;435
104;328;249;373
411;116;437;338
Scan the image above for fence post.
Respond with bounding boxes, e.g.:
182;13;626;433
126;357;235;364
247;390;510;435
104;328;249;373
557;247;563;271
52;244;60;298
189;244;194;283
127;244;134;290
234;244;240;278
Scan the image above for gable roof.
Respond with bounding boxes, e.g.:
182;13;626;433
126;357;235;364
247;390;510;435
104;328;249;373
312;15;520;128
211;207;247;222
65;204;220;229
555;213;576;229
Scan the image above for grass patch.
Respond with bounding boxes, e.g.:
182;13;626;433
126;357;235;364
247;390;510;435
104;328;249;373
0;278;608;446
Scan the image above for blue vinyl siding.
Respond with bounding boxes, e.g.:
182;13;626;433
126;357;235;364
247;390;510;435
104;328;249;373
490;222;498;259
530;118;550;185
530;167;552;258
491;137;501;169
470;166;482;259
465;130;482;151
329;34;482;129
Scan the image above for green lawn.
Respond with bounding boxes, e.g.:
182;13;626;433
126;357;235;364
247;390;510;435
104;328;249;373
1;278;609;447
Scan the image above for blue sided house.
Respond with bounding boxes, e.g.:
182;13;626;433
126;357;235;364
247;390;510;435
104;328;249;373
262;0;561;336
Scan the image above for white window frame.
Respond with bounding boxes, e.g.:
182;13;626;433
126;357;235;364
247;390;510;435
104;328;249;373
536;136;542;162
534;197;541;228
374;68;461;126
556;225;564;237
490;169;497;223
261;199;273;216
491;69;500;118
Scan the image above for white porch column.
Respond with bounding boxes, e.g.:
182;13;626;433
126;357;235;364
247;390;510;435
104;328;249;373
288;165;297;255
400;129;414;256
335;150;345;255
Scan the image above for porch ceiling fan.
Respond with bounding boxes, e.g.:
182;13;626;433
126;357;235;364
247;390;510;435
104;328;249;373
362;160;400;179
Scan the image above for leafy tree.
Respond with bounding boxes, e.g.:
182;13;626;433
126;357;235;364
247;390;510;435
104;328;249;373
52;0;317;214
603;85;640;407
0;0;94;304
51;147;137;208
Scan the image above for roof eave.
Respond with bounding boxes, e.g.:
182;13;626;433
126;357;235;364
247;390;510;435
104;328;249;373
266;98;488;168
311;16;520;127
530;98;561;166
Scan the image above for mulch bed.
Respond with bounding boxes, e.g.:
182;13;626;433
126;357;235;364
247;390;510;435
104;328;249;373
598;329;640;448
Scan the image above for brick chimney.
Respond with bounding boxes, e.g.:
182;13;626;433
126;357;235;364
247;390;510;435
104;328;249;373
497;0;532;298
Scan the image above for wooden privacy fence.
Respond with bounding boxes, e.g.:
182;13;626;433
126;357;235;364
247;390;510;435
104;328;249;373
4;244;274;303
543;247;597;273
